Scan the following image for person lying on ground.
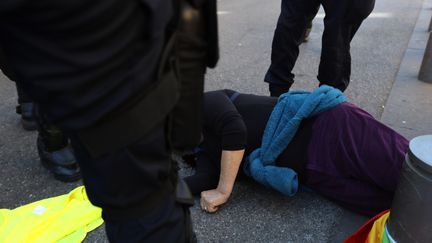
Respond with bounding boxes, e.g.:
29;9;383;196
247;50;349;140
184;86;408;217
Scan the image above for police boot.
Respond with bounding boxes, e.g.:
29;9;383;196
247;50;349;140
16;102;37;131
37;123;81;182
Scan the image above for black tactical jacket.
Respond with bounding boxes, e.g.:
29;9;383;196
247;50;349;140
0;0;174;130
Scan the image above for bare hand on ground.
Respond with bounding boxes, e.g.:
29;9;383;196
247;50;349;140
200;189;230;213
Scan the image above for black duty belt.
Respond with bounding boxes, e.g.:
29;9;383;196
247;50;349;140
77;69;179;158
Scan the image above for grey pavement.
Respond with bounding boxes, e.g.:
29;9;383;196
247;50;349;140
381;0;432;140
0;0;430;242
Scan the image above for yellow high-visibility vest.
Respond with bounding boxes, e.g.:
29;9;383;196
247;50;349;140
0;186;103;243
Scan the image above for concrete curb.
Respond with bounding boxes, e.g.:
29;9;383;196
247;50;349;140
381;0;432;139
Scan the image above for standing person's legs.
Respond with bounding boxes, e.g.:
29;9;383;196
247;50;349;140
35;107;80;182
0;49;37;130
303;20;314;43
12;80;80;182
15;82;32;105
69;121;195;242
265;0;320;97
342;0;375;83
15;82;37;130
318;0;375;91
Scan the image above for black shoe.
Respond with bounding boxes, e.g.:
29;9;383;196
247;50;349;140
16;102;37;131
37;128;81;182
269;83;291;97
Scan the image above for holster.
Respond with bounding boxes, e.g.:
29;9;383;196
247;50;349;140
76;35;180;158
169;0;219;152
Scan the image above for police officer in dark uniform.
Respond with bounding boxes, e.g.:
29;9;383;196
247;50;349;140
265;0;375;97
0;0;218;241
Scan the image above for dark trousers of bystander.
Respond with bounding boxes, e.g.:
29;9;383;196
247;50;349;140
265;0;375;93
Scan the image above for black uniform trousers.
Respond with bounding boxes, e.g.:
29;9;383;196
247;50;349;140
0;48;30;104
69;121;194;243
264;0;375;91
15;82;32;104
